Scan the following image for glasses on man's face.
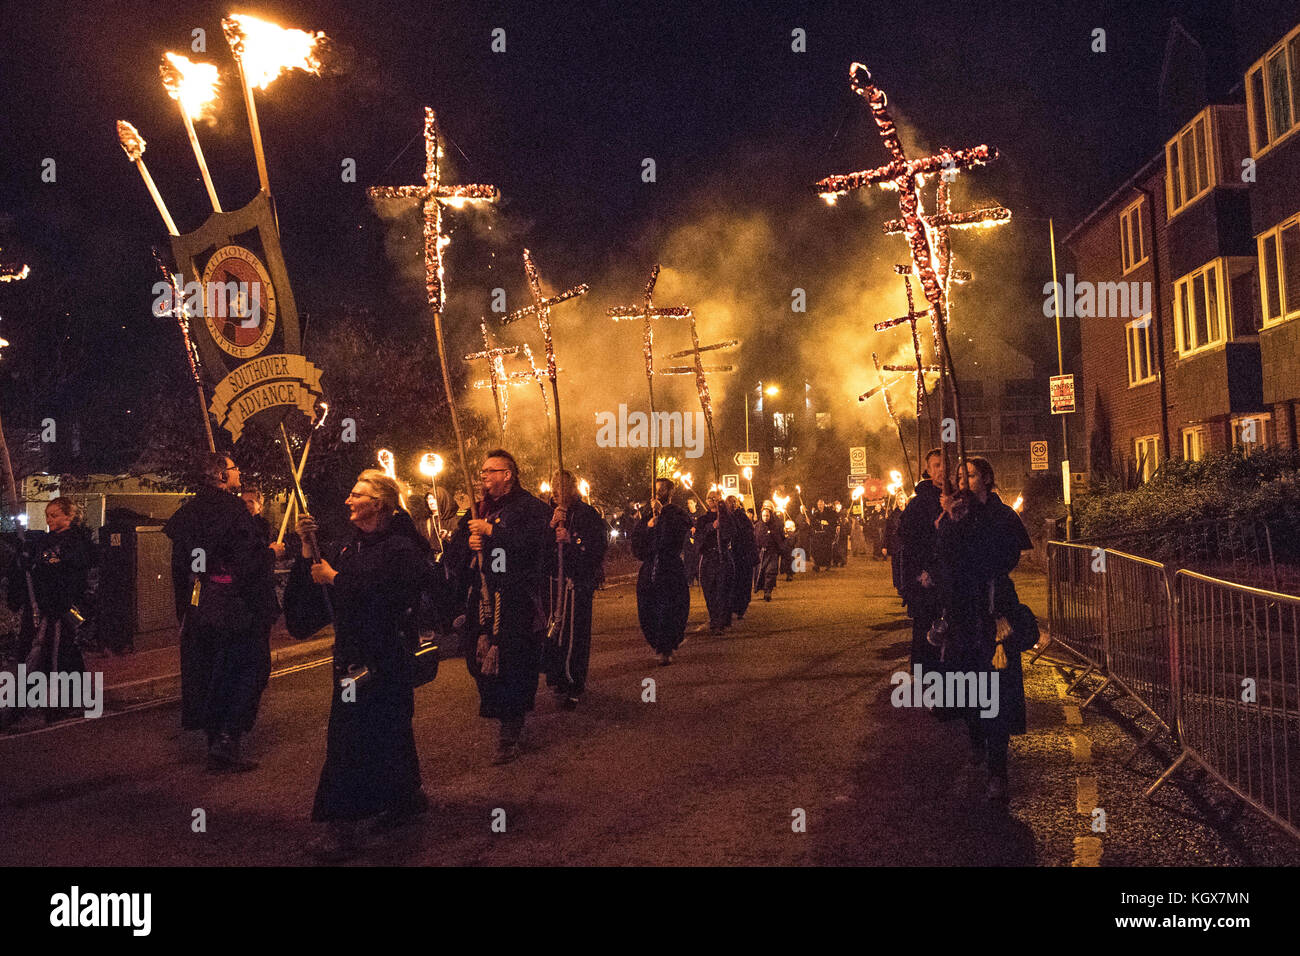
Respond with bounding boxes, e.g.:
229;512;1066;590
480;468;509;476
347;490;379;501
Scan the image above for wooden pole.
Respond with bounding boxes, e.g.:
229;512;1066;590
180;106;222;213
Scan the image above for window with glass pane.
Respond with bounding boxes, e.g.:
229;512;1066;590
1204;265;1220;341
1181;128;1196;199
1121;213;1131;271
1179;281;1191;349
1283;222;1300;317
1168;140;1183;209
1192;272;1208;345
1269;50;1292;139
1250;68;1268;150
1291;35;1300;132
1135;203;1144;260
1193;118;1209;191
1263;232;1281;321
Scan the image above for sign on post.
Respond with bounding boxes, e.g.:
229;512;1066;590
722;474;740;495
733;451;759;467
1050;374;1075;415
849;446;868;476
1030;440;1049;471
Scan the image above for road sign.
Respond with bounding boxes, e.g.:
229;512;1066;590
849;446;868;476
722;474;740;494
733;451;759;467
1050;374;1076;415
1030;440;1049;471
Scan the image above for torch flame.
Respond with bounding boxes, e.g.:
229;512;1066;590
578;479;591;498
539;480;552;494
1012;495;1024;512
418;452;445;479
772;493;790;514
160;52;220;121
852;485;865;500
376;448;397;480
313;401;330;431
222;14;326;89
116;120;145;161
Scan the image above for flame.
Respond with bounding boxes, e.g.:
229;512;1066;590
418;452;445;479
889;469;903;485
1012;495;1024;512
539;480;552;494
160;52;220;121
742;466;753;480
680;473;693;488
313;401;330;431
851;485;865;500
578;479;591;498
222;14;326;89
376;448;397;480
772;493;790;514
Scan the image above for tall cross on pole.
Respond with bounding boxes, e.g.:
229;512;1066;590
865;351;916;489
502;248;588;601
465;321;522;441
367;107;499;500
607;265;691;497
497;343;556;478
659;317;738;485
815;62;1001;487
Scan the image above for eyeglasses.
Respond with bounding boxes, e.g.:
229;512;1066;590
480;468;510;476
346;490;379;500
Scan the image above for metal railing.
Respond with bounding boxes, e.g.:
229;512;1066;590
1044;540;1300;842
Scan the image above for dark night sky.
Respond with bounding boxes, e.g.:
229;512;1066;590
0;0;1248;470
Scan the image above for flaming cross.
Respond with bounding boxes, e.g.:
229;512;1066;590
498;343;556;476
875;274;941;450
0;248;30;284
607;265;691;494
660;316;738;483
883;179;1010;293
368;107;499;500
465;322;522;440
501;248;588;615
815;63;1003;482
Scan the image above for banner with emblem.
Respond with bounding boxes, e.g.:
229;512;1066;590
168;191;323;442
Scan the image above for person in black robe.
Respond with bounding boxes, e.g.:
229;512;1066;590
883;494;905;593
7;497;94;723
163;453;276;772
752;501;784;602
695;489;734;634
726;496;757;621
288;469;428;861
630;478;691;665
831;501;849;566
446;449;552;764
542;471;608;708
682;496;701;588
933;456;1034;804
809;499;835;571
241;487;286;698
899;449;946;671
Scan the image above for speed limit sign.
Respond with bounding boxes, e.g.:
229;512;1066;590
1030;441;1049;471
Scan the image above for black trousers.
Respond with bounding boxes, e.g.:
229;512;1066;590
181;621;265;737
545;584;594;695
699;554;733;629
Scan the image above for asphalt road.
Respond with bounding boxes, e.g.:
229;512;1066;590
2;556;1297;866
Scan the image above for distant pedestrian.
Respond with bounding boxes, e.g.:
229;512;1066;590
809;499;834;571
727;496;757;621
630;478;691;665
290;469;430;861
753;501;784;601
695;489;735;633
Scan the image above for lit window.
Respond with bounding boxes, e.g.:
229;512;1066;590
1247;26;1300;154
1134;436;1160;482
1126;316;1156;385
1166;110;1216;216
1173;261;1228;355
1182;425;1209;462
815;412;831;431
1257;213;1300;325
1119;198;1147;273
1232;414;1271;453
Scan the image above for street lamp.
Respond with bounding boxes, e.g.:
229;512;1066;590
418;452;445;546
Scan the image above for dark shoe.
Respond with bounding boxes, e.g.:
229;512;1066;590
493;740;522;764
561;696;579;711
207;733;258;773
763;593;772;601
305;822;360;862
373;791;430;832
657;652;673;666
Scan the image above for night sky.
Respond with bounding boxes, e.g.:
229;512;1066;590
0;0;1240;474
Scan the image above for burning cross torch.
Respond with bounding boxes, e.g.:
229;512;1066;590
815;63;1002;490
608;265;691;498
159;53;223;213
368;108;499;503
464;322;522;442
658;315;738;488
501;249;588;625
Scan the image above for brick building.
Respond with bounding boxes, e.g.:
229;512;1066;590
1065;8;1300;478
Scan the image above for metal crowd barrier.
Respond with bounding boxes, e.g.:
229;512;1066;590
1154;570;1300;841
1044;541;1300;842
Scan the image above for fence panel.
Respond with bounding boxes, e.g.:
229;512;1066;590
1176;570;1300;840
1047;541;1107;671
1104;549;1177;731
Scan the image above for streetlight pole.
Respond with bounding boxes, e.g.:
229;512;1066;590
1049;218;1074;540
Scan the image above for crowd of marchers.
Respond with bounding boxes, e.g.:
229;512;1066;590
889;447;1043;805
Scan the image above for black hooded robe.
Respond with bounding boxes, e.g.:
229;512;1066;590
728;507;757;618
629;502;691;654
